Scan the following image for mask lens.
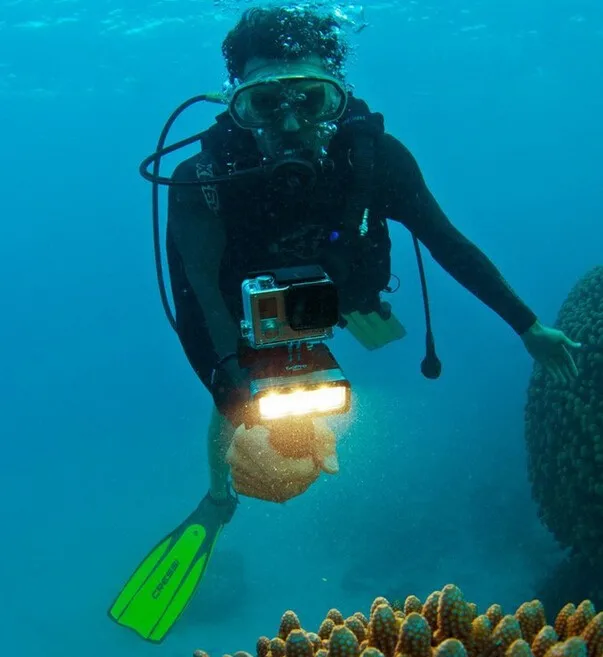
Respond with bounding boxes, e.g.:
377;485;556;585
294;81;329;121
230;77;346;129
247;83;281;122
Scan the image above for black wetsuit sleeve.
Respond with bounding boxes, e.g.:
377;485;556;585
166;157;241;392
376;134;537;335
166;228;218;390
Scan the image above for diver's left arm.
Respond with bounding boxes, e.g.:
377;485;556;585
377;133;580;381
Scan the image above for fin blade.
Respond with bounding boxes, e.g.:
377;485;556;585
148;525;223;642
109;523;208;641
109;536;172;620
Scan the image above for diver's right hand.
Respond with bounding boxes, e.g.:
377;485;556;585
225;419;339;503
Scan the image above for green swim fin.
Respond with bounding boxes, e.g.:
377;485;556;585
108;490;237;643
342;302;407;351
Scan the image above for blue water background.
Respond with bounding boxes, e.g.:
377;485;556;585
0;1;601;655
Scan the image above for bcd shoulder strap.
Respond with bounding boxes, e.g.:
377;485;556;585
332;95;385;246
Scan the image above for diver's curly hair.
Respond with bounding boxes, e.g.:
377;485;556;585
222;5;349;83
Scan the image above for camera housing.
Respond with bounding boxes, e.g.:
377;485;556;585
240;264;339;349
237;264;350;422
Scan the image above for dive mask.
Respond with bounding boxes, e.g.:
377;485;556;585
228;72;348;130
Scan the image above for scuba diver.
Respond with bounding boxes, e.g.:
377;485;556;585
108;5;581;643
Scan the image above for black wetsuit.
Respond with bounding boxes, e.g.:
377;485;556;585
166;127;537;401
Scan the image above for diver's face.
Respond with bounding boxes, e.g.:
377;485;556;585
237;55;345;161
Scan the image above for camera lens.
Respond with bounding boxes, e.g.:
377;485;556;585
285;282;339;331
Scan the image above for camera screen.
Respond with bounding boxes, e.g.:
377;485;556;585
285;282;339;331
258;296;278;319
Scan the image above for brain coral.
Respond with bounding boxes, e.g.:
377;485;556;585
524;265;603;597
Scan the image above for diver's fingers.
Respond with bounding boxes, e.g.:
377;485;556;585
312;422;339;474
230;471;281;502
553;349;576;384
277;455;321;480
543;360;559;383
231;468;312;503
229;430;319;482
547;361;564;384
556;358;573;383
553;357;569;385
563;335;582;350
230;469;264;497
229;426;273;474
561;344;579;378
